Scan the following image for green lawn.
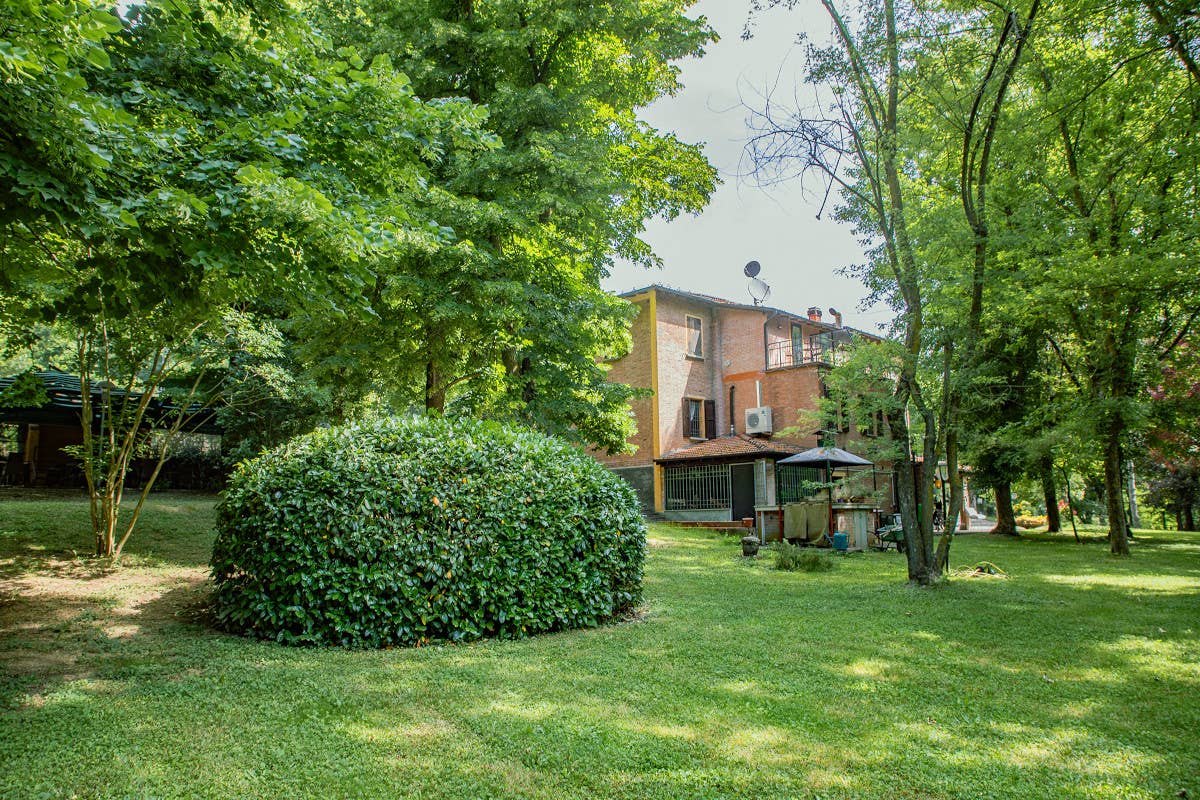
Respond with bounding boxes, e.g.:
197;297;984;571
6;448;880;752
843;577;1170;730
1;492;1197;799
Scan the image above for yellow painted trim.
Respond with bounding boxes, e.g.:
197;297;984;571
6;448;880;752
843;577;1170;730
649;289;663;512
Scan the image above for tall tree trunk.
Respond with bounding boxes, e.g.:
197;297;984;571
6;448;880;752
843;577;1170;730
1061;467;1080;543
424;361;446;413
1102;427;1130;554
1184;504;1195;532
935;343;960;574
935;429;960;572
1041;456;1061;532
991;482;1018;535
519;356;535;404
1125;458;1140;529
818;0;934;584
894;456;930;585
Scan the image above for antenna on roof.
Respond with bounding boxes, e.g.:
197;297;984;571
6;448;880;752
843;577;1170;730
744;261;771;306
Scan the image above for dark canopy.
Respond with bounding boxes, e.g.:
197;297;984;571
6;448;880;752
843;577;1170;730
777;446;873;468
0;371;221;434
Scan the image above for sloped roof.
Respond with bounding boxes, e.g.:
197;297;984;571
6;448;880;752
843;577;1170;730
778;446;874;467
0;371;221;433
620;284;879;341
656;434;805;464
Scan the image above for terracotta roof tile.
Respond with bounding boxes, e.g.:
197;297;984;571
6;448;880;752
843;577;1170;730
656;434;805;463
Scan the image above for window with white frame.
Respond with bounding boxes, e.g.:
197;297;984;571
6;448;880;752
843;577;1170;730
685;315;703;358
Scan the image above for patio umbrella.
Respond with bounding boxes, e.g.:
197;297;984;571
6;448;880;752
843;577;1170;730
777;447;874;543
777;446;873;469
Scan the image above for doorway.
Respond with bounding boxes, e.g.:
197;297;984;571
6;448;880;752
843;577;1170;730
731;462;756;522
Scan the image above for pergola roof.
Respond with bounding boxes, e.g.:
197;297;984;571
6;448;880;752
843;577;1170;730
0;371;221;434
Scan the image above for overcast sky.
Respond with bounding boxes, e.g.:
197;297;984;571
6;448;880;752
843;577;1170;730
601;0;892;333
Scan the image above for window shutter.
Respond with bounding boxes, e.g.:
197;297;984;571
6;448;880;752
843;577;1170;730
704;400;716;440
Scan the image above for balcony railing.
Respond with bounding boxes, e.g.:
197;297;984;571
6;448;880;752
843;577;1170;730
766;340;847;369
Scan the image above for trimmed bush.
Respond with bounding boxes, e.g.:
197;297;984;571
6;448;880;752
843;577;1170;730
1015;515;1048;530
210;416;645;647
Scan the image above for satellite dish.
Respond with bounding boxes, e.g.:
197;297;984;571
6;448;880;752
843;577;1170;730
748;276;771;306
743;260;761;278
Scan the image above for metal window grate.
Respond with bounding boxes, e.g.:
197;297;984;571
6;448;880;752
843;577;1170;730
664;464;730;510
776;465;822;504
686;399;702;438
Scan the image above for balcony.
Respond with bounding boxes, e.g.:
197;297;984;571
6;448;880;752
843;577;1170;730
766;340;847;369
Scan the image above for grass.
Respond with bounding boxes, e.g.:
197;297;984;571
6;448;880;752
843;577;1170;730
1;490;1197;799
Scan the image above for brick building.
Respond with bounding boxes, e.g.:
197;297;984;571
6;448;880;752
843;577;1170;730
594;285;893;523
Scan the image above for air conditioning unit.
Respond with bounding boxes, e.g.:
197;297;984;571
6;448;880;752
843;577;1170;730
745;406;773;435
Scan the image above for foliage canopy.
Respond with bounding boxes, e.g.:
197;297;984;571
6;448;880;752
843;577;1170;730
211;416;646;647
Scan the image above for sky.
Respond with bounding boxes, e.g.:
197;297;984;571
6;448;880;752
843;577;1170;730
601;0;892;333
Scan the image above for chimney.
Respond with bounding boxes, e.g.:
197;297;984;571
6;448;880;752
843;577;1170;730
828;307;843;328
806;306;822;322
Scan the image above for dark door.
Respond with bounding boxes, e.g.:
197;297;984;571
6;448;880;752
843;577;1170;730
731;463;756;522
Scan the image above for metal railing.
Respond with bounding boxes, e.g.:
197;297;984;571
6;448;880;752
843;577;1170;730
766;340;847;369
776;465;823;504
663;463;731;510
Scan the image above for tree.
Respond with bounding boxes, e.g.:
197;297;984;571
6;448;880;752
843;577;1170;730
1141;334;1200;529
1;0;487;557
746;0;1045;581
756;0;1200;562
1007;1;1200;554
306;0;718;450
745;0;951;583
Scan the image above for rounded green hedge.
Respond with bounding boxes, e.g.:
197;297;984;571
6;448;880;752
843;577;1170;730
210;416;646;647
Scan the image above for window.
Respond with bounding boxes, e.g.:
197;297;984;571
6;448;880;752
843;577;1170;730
684;397;715;440
686;398;703;439
836;399;850;433
686;315;703;358
809;330;852;366
664;464;730;510
860;410;885;438
790;323;805;365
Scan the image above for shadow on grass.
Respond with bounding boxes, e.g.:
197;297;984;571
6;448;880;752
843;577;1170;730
0;514;1197;799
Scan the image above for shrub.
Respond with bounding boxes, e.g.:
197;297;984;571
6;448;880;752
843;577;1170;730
773;543;835;572
151;440;226;491
1015;515;1048;530
210;416;645;647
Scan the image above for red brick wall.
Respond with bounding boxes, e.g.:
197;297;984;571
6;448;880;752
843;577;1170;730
654;293;722;457
592;289;856;475
717;307;768;376
713;308;758;438
593;295;654;469
760;367;823;448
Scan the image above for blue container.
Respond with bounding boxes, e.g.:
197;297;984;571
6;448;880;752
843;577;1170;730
832;532;849;552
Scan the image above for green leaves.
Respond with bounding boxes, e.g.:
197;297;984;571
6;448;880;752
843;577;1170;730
210;415;647;648
285;0;717;448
